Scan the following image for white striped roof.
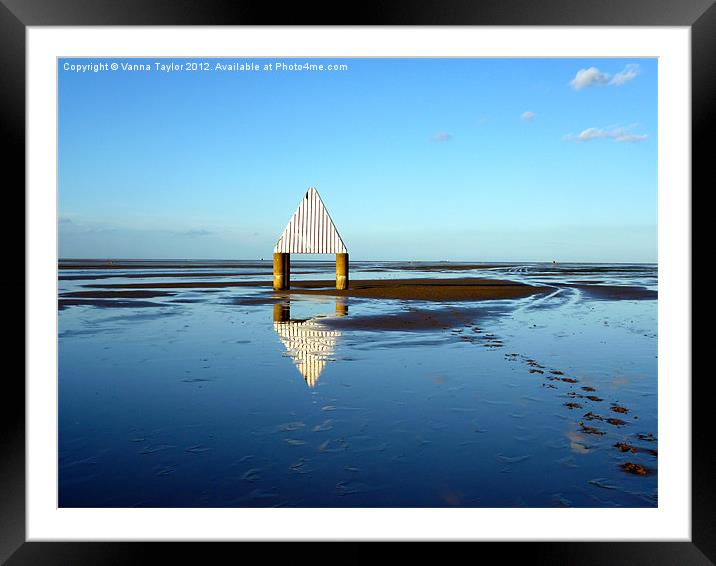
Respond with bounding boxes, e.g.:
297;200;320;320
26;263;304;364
274;188;347;254
274;319;340;387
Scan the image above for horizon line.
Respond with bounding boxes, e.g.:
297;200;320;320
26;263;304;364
58;257;658;265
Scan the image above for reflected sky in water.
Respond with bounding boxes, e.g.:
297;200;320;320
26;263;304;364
59;261;657;507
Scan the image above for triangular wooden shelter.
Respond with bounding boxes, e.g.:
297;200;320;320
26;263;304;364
273;188;349;290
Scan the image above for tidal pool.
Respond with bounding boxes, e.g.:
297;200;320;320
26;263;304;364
58;261;657;507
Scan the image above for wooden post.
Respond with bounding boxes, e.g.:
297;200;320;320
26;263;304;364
336;253;349;290
273;252;288;290
283;253;291;289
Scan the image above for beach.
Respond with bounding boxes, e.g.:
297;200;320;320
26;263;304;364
58;260;658;507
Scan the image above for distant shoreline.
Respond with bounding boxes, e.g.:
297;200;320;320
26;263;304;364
58;259;659;270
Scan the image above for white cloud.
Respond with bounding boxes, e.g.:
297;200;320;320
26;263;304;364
570;67;610;90
571;127;609;141
613;132;648;143
609;64;640;86
431;132;452;142
520;111;536;122
564;125;648;143
570;64;640;90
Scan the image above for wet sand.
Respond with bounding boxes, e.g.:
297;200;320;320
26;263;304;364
284;278;552;301
58;260;272;270
62;290;176;299
70;275;657;306
553;283;657;301
61;272;287;280
81;277;551;302
361;264;509;272
58;299;164;310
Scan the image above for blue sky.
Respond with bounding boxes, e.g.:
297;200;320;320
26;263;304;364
58;58;657;262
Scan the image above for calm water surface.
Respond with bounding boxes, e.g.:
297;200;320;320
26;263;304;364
58;261;657;507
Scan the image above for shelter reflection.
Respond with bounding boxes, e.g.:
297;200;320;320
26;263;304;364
273;299;347;387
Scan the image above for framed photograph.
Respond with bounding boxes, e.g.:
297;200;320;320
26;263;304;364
9;0;709;562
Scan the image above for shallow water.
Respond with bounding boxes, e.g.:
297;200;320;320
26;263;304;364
58;261;657;507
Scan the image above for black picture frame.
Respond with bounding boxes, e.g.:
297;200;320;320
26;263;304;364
7;0;708;562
